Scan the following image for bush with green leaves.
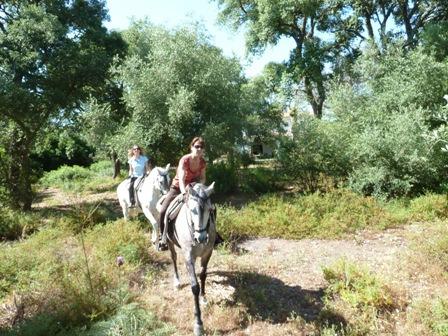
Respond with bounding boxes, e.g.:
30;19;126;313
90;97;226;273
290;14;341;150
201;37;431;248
239;166;279;195
89;160;115;177
0;208;41;241
346;107;441;200
40;165;92;190
276;113;351;192
322;259;404;335
218;187;405;240
328;46;448;199
206;162;239;195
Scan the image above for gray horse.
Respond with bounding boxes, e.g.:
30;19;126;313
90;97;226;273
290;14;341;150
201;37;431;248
165;182;216;336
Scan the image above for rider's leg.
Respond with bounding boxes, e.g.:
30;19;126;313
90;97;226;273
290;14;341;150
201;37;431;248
157;187;180;250
129;177;137;207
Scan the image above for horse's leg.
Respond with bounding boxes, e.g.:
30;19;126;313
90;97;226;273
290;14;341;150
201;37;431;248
141;206;159;243
184;257;204;336
198;250;213;306
121;201;129;221
168;242;180;289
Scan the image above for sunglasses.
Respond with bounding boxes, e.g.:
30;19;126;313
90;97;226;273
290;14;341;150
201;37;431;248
194;145;204;149
133;148;140;151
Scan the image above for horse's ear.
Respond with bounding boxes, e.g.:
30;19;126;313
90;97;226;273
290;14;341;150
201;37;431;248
205;182;215;196
165;163;170;171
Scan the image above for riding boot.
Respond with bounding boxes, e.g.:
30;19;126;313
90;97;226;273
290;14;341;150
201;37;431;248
157;222;168;251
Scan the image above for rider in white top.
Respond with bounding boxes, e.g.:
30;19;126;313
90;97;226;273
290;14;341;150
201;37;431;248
127;145;151;207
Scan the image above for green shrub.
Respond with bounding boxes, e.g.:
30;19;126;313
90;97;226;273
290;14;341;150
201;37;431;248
207;162;239;195
237;151;255;169
417;296;448;335
407;193;448;221
239;167;278;195
0;208;41;240
218;187;403;240
322;259;404;335
0;220;155;335
89;160;115;177
276;114;350;192
40;165;92;192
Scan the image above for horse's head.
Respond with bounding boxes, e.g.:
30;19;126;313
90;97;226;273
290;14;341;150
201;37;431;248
185;182;215;244
153;163;171;195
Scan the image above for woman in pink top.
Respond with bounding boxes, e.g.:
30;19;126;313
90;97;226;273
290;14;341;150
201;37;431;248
158;137;220;251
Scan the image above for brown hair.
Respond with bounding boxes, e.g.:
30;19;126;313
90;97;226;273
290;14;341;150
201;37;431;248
189;137;205;149
127;144;147;158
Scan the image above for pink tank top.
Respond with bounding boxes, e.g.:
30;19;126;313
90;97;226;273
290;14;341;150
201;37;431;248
172;154;206;188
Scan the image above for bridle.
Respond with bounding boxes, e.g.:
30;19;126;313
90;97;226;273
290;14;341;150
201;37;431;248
185;192;213;243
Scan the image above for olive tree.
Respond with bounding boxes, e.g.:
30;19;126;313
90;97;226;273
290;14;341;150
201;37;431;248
112;21;248;165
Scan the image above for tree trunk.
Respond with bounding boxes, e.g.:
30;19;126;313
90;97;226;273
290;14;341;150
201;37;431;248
112;151;120;179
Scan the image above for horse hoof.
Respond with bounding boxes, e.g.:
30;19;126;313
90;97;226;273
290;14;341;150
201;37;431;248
201;296;208;307
193;322;204;336
173;278;180;290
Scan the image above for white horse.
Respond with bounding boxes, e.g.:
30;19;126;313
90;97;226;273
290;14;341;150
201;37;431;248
164;182;216;336
117;164;170;243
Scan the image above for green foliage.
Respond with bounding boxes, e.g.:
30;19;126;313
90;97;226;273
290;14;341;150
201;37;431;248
40;166;93;192
329;46;448;199
239;166;279;195
420;21;448;61
218;187;404;240
0;0;125;210
277;113;350;192
207;163;239;195
406;194;448;221
38;163;118;195
410;219;448;275
322;259;403;335
89;160;115;177
0;208;41;241
418;297;448;335
32;130;95;173
237;151;255;169
115;21;247;164
0;218;163;335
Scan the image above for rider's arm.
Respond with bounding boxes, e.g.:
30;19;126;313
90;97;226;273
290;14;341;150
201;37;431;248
178;161;187;194
199;165;206;184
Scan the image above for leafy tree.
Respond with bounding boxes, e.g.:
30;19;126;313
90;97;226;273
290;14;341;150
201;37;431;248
240;62;290;151
215;0;349;118
0;0;125;210
214;0;448;118
112;21;248;165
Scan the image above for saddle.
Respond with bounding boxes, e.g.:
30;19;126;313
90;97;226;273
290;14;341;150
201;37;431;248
158;193;184;244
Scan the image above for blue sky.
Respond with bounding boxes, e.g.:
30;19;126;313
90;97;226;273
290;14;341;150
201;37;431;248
104;0;294;77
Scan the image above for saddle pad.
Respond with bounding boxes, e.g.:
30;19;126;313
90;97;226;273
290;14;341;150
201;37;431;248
166;194;183;220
